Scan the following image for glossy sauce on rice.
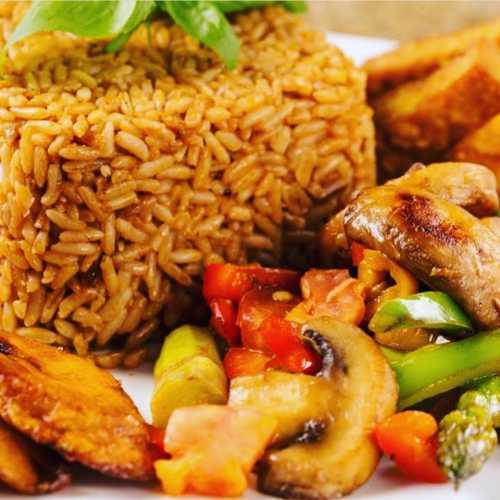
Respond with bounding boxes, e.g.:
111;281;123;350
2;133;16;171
0;2;374;366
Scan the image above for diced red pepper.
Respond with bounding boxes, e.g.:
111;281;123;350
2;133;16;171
209;298;240;346
203;263;300;302
237;288;299;351
298;269;367;326
224;347;273;379
374;411;447;483
266;340;321;375
148;425;169;460
351;242;366;266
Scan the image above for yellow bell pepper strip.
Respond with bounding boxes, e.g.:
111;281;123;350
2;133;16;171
154;405;277;497
369;292;474;336
384;329;500;409
357;249;418;319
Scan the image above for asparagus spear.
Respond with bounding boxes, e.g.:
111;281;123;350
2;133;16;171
437;376;500;485
383;328;500;409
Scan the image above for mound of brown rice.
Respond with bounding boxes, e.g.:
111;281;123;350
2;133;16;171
0;3;374;367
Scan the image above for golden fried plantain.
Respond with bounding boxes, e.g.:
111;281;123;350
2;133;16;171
364;18;500;95
372;43;500;153
0;331;154;481
451;113;500;190
0;419;70;494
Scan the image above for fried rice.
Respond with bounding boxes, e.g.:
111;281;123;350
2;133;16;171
0;2;375;367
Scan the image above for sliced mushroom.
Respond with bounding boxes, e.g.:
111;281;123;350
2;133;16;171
229;317;398;499
0;419;70;494
319;161;499;266
0;331;154;481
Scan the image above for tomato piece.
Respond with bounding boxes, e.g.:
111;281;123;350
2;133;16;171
237;288;299;351
209;298;240;345
267;342;321;375
155;405;277;497
203;263;300;302
224;347;273;379
374;411;447;483
351;242;366;266
297;269;367;325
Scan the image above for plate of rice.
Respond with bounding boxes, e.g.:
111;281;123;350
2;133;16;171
0;1;498;499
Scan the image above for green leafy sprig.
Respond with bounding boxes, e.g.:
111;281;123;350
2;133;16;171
8;0;307;69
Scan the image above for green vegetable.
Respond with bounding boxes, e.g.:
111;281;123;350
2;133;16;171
153;324;222;378
8;0;307;69
383;328;500;409
151;325;227;427
369;291;473;335
437;376;500;484
106;1;156;53
158;1;240;70
8;1;137;47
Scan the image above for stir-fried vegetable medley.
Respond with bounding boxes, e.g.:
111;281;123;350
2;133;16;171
148;162;500;498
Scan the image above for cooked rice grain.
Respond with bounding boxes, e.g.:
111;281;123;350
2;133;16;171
0;3;374;364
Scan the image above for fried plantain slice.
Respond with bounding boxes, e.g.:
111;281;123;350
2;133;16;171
372;43;500;153
0;419;71;494
0;332;154;481
364;17;500;95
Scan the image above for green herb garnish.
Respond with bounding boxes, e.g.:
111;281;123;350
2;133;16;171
8;0;307;69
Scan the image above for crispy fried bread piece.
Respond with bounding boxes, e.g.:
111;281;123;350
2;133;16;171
319;162;499;266
372;43;500;152
451;114;500;190
344;186;500;329
364;18;500;95
0;332;154;481
0;420;70;494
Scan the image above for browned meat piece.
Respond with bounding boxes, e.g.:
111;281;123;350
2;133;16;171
451;114;500;191
372;44;500;153
0;420;70;494
387;162;499;217
343;186;500;329
0;332;154;481
319;162;499;266
364;18;500;95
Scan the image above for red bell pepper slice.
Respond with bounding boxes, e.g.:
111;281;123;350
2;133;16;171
224;347;273;379
203;263;300;302
237;288;300;351
209;298;240;346
374;411;447;483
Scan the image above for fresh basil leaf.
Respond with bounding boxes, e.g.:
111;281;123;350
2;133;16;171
213;1;307;13
280;1;307;13
8;0;138;47
213;1;274;13
106;0;157;52
158;0;240;69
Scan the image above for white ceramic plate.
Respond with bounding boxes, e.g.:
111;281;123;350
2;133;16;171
16;33;499;500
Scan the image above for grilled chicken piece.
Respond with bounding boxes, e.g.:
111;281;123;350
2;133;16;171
344;187;500;329
319;162;499;266
0;332;154;481
0;420;70;494
364;18;500;95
